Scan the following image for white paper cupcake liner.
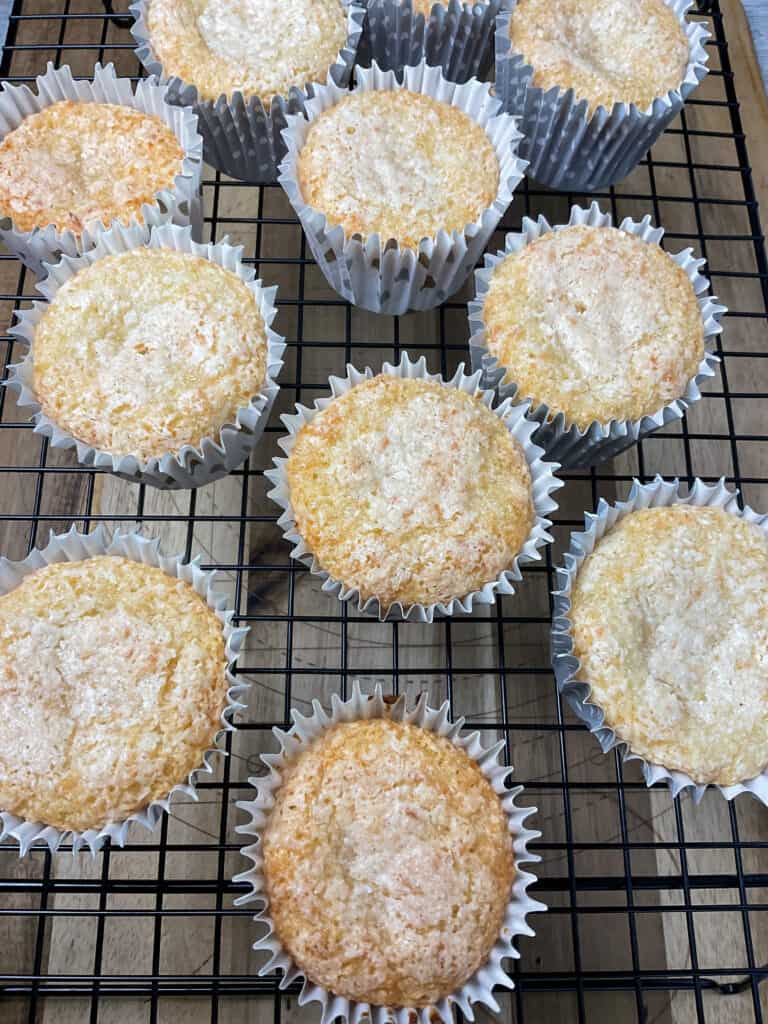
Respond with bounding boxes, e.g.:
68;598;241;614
468;201;727;469
278;60;527;314
5;222;286;490
494;0;710;192
552;475;768;805
0;62;203;278
130;0;365;183
235;680;544;1024
0;525;250;856
362;0;501;83
265;352;562;623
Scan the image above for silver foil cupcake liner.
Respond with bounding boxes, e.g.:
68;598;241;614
265;352;562;622
130;0;365;183
362;0;502;83
468;201;726;468
6;222;286;490
278;60;527;314
495;0;710;191
0;61;203;277
235;681;545;1024
552;475;768;805
0;525;250;856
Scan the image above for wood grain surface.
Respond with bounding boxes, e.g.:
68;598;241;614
0;2;767;1022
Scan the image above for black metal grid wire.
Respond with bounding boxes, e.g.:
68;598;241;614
0;0;767;1021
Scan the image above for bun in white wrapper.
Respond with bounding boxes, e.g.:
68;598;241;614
0;526;249;856
278;60;526;314
130;0;364;183
266;353;562;622
552;475;768;805
469;201;726;468
6;222;285;490
494;0;710;192
235;681;545;1024
0;62;203;276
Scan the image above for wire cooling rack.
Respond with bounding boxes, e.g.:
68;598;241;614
1;1;767;1022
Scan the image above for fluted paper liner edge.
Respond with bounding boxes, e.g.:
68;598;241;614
362;0;502;83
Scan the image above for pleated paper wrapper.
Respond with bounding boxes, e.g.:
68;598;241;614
0;526;250;856
362;0;501;83
235;681;545;1024
469;201;726;468
6;222;286;490
266;353;562;623
495;0;710;191
0;62;203;277
551;475;768;806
